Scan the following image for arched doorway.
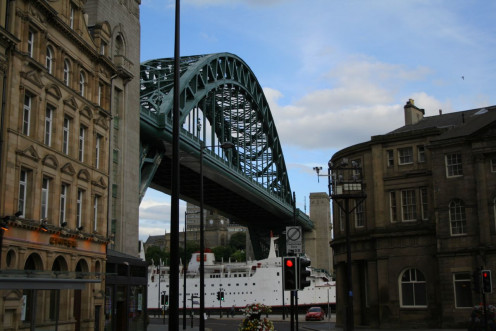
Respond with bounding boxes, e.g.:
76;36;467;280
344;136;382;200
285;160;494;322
22;253;43;325
74;259;89;331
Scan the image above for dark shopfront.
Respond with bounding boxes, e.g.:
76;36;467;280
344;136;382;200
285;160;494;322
105;250;148;331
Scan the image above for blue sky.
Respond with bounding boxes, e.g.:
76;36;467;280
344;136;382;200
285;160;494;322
138;0;496;241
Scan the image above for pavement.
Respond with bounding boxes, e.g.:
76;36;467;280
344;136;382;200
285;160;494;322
146;314;467;331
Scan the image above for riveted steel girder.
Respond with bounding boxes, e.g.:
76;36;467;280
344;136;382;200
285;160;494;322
140;53;313;254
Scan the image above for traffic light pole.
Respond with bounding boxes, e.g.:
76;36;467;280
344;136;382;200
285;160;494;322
290;290;295;331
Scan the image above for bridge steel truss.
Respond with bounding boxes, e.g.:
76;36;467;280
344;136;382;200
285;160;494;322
139;53;312;258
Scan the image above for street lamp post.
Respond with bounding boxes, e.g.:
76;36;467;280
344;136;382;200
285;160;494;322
198;140;235;331
315;159;366;331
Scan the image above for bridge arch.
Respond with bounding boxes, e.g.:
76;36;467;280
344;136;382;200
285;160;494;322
140;53;291;204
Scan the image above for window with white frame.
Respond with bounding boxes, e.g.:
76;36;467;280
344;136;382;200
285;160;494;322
18;169;28;217
453;273;472;308
23;93;32;136
63;59;71;86
79;125;86;162
400;268;427;307
398;147;414;165
41;177;50;219
355;200;365;228
63;116;70;155
420;187;428;220
70;4;74;29
59;184;68;226
446;153;463;177
387;150;394;167
389;191;398;222
93;195;99;232
76;189;84;228
401;189;417;221
417;145;426;163
27;29;35;57
79;71;85;97
449;199;466;235
46;46;54;74
44;105;54;146
95;134;101;169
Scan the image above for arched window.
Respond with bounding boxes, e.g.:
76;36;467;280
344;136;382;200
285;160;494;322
400;268;427;307
46;46;54;74
449;199;466;235
79;71;85;97
115;34;125;56
63;59;71;86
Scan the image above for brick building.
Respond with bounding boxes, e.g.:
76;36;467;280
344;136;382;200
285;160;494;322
331;100;496;328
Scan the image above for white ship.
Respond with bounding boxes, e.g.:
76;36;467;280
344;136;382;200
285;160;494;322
147;236;336;312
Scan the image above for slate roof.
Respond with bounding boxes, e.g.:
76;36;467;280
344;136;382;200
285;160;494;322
388;105;496;140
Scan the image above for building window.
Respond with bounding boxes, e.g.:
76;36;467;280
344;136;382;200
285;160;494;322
60;184;68;226
63;59;71;86
79;71;86;97
420;187;428;220
95;134;101;169
453;273;472;308
76;189;83;228
27;29;35;57
63;116;70;155
449;199;466;235
44;105;54;146
79;125;86;162
100;41;106;56
355;201;365;228
41;177;50;219
387;150;394;167
23;93;32;136
401;189;417;221
93;196;99;232
18;169;28;217
70;4;74;29
389;191;397;222
98;84;102;106
46;46;54;74
418;145;426;163
339;208;344;232
398;147;413;165
400;268;427;307
446;153;463;177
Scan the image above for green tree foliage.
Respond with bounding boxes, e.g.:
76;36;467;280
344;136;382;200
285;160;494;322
229;232;246;250
145;246;169;265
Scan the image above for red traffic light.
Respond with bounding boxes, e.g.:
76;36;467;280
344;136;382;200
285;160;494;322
285;259;294;268
483;272;489;278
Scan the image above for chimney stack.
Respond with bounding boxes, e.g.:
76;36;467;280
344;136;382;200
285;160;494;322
404;99;425;125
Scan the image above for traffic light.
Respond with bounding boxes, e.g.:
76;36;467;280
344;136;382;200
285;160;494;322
161;293;168;305
220;291;225;301
216;291;221;301
283;256;297;291
298;257;311;290
482;270;492;293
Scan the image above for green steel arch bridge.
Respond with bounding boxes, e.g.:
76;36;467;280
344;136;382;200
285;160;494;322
139;53;312;258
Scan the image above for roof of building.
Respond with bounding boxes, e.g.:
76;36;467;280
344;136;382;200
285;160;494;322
145;234;165;246
388;105;496;140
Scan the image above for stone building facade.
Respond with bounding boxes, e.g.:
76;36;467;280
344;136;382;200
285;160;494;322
0;1;142;330
330;100;496;329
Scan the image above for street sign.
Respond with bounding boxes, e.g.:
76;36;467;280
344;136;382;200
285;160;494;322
286;226;302;254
